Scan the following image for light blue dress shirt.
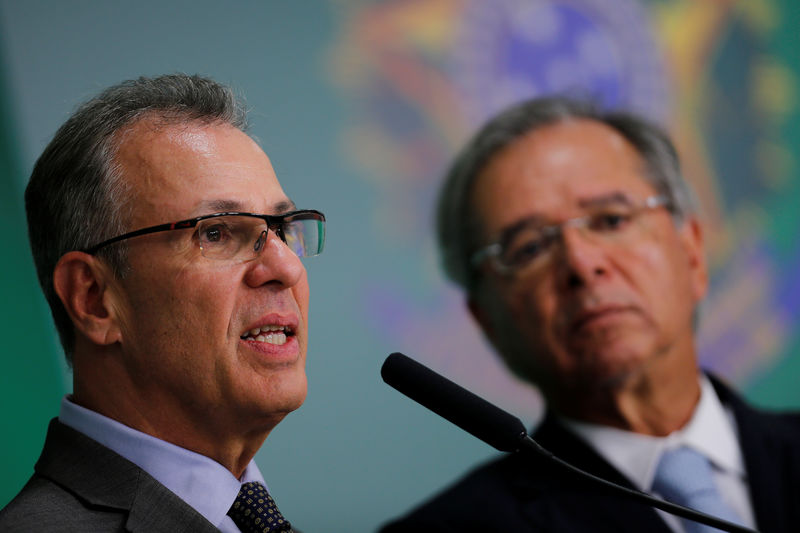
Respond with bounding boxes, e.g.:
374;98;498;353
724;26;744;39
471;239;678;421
561;376;754;532
59;396;266;532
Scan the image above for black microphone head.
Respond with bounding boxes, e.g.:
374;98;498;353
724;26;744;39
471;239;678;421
381;352;527;452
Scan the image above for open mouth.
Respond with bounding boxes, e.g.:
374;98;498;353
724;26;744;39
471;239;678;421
240;325;294;346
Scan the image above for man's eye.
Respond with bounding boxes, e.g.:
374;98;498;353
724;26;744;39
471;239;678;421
200;224;231;243
592;212;631;231
504;238;545;266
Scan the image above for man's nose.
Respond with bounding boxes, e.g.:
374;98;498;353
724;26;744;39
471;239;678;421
245;228;305;288
554;225;609;289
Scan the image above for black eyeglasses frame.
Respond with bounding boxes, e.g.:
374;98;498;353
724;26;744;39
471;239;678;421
83;209;326;256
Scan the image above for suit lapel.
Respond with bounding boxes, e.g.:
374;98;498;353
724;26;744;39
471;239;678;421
711;376;800;532
522;378;800;533
125;475;221;532
35;419;220;533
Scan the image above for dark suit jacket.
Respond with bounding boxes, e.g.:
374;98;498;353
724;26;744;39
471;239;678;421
0;419;220;532
380;377;800;532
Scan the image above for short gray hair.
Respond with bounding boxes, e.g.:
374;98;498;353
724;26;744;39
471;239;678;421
436;95;696;292
25;73;248;364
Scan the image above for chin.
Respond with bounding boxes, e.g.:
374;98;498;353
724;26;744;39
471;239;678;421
557;329;639;376
241;369;308;418
577;352;651;391
270;374;308;413
278;385;308;414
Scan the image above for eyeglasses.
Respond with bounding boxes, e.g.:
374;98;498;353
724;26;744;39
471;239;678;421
471;195;670;276
84;210;326;262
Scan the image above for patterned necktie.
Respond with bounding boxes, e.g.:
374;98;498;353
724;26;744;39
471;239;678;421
652;446;743;532
227;482;294;533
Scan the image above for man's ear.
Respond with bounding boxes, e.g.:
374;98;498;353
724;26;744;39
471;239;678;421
53;251;123;347
678;216;708;303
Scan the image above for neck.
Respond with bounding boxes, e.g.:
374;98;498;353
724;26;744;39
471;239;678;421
73;385;277;478
548;348;702;436
72;347;279;479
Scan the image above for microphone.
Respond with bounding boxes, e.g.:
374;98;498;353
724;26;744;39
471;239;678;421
381;352;529;453
381;352;758;533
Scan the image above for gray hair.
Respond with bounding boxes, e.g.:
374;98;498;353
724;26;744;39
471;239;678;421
436;96;696;293
25;73;248;364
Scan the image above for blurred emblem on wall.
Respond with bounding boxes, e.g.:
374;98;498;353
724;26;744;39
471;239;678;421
330;0;800;417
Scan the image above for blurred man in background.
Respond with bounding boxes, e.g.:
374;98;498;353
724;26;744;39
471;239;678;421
0;74;325;532
382;96;800;532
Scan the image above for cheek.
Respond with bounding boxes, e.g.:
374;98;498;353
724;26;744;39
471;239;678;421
630;240;692;299
293;274;310;319
618;239;697;336
495;280;559;352
186;274;241;336
293;277;311;349
489;282;571;381
622;246;665;299
634;241;669;271
155;264;240;341
506;279;558;328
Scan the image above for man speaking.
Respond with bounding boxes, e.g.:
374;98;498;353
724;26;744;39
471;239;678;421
0;74;325;532
382;97;800;532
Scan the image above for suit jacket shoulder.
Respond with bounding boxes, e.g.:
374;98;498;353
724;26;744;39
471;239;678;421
0;419;220;533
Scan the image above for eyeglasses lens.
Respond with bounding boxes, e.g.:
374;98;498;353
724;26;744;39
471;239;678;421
285;219;325;257
197;215;325;261
495;204;654;272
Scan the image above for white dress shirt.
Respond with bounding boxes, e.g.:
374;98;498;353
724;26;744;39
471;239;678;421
560;376;755;532
59;396;266;533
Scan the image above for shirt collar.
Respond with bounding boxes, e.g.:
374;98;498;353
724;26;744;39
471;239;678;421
59;396;265;528
559;375;745;491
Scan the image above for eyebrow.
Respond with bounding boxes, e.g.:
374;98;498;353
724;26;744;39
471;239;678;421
198;198;298;215
577;192;633;209
494;191;635;245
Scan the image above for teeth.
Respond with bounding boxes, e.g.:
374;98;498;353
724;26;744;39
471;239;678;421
242;325;290;345
252;333;287;345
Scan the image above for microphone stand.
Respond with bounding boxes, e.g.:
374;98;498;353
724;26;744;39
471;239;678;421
520;434;757;533
382;353;759;533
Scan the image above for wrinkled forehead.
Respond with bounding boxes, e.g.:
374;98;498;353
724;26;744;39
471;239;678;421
469;120;656;234
194;197;297;216
113;118;292;224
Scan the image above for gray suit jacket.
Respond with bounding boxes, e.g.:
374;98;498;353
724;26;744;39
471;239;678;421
0;419;221;532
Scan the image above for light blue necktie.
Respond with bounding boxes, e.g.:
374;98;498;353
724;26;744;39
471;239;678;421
652;446;744;532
